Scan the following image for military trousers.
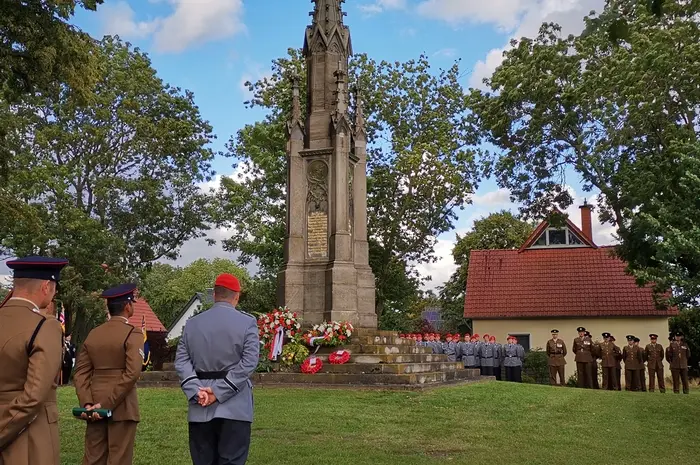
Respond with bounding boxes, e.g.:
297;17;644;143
671;368;690;394
639;369;647;392
480;366;493;376
602;366;618;390
548;365;565;386
647;367;665;392
576;362;593;388
615;368;622;390
494;364;502;381
189;419;251;465
82;420;138;465
591;361;600;389
624;369;640;391
505;366;522;383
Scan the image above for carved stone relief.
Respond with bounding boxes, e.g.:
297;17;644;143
348;161;354;235
307;160;329;259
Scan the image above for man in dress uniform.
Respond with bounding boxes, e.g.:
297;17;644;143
73;283;144;465
586;331;600;389
479;335;495;376
175;273;260;465
0;256;68;465
460;334;478;369
546;329;567;386
644;334;665;393
490;336;502;380
622;335;642;391
666;331;691;394
572;327;594;388
610;335;623;390
503;335;525;382
633;337;647;391
599;333;621;390
62;333;77;385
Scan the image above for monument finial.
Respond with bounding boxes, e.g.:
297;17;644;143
334;63;348;115
354;85;366;135
290;73;302;124
310;0;345;28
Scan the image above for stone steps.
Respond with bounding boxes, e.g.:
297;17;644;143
145;329;485;388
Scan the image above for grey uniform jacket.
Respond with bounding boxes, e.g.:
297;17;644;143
443;342;457;362
480;343;495;367
460;342;479;367
503;343;525;367
175;303;260;423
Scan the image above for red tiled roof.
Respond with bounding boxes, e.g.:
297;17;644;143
464;246;678;319
130;299;166;332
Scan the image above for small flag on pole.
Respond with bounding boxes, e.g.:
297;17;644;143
141;314;151;370
59;307;65;333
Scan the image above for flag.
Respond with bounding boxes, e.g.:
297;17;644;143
58;307;65;333
141;315;151;370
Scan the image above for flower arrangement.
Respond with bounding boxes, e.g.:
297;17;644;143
257;306;302;351
328;349;351;365
301;356;323;374
280;342;310;367
302;320;354;347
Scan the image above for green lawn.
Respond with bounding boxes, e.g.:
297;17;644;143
58;382;698;465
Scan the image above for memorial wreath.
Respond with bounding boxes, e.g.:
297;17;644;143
300;356;323;374
328;349;351;364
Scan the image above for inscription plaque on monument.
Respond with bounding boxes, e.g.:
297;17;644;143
307;211;328;258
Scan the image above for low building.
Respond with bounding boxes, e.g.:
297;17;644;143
130;298;168;370
166;289;214;341
464;203;678;379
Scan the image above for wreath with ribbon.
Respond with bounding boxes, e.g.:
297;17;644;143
328;349;351;365
301;356;323;374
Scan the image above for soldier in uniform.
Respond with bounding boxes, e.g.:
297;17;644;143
443;334;457;362
175;274;260;465
0;257;68;465
586;331;600;389
622;335;642;391
73;283;144;465
572;327;594;388
610;335;622;390
546;329;567;386
666;331;691;394
599;333;621;390
644;333;665;393
460;334;478;369
633;337;647;391
479;335;494;376
503;335;525;382
490;336;502;381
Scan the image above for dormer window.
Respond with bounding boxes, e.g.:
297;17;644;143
530;227;586;248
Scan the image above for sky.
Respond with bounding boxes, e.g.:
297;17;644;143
1;0;612;289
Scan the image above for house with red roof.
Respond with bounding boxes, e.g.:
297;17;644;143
464;202;678;378
128;298;168;370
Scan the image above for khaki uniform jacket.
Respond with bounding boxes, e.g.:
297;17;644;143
546;339;567;366
599;342;621;368
573;336;593;363
665;341;691;370
622;345;643;370
73;318;144;422
644;343;664;369
0;298;63;465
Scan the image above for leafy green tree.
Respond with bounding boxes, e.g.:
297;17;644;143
139;259;251;327
669;306;700;376
0;36;217;341
218;49;478;321
467;0;700;303
439;211;534;331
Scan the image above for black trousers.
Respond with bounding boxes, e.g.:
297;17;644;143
494;365;502;381
505;366;522;383
189;419;251;465
61;365;72;385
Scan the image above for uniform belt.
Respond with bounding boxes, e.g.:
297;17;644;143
507;355;517;358
196;371;227;380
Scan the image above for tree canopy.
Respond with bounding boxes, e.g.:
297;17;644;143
468;0;700;303
1;36;218;340
217;49;479;323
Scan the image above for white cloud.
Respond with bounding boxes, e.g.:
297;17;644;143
466;0;606;88
417;0;534;30
471;187;512;207
433;48;458;59
359;0;407;15
98;0;246;53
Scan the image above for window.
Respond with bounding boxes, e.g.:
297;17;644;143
510;334;531;352
548;229;566;245
529;227;587;248
534;232;547;246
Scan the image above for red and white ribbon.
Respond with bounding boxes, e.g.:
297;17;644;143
268;326;285;361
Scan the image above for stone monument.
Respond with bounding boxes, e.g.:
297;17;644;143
277;0;377;329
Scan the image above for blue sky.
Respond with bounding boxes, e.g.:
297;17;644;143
1;0;614;287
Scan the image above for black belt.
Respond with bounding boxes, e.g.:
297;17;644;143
196;371;227;380
507;355;517;358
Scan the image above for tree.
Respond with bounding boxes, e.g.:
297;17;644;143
669;306;700;376
467;0;700;303
218;49;479;321
1;1;106;177
0;36;217;341
439;211;534;331
139;259;251;327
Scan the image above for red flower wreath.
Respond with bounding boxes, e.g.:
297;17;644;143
301;356;323;374
328;349;351;365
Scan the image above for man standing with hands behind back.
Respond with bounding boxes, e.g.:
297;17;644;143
546;329;567;386
176;273;260;465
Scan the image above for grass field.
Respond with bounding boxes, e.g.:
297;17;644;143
58;382;698;465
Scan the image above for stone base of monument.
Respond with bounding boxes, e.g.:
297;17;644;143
139;329;491;389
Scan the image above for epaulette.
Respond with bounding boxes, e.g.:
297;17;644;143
238;310;256;320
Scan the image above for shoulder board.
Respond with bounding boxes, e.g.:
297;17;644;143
238;310;256;320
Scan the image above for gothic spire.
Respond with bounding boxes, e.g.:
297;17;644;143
310;0;346;32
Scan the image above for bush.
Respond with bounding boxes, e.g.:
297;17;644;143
256;347;274;373
522;348;549;385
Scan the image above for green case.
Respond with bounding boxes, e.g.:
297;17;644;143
72;407;112;419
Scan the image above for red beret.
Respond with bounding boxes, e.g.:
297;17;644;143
215;273;241;292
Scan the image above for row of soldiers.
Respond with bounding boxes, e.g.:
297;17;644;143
400;333;526;383
547;327;692;394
